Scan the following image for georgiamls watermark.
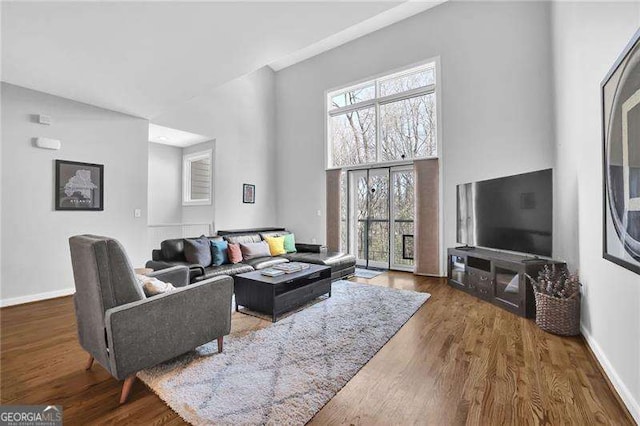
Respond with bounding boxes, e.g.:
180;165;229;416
0;405;62;426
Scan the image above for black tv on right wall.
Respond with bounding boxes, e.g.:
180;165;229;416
456;169;553;257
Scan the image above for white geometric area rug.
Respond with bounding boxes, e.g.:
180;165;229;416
139;280;430;425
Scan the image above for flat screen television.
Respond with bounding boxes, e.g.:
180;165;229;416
456;169;553;257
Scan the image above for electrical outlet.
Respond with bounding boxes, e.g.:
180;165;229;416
316;209;321;217
312;238;317;244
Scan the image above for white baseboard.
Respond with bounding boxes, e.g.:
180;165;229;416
581;325;640;423
0;287;75;308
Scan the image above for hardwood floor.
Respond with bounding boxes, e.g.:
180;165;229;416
1;272;633;425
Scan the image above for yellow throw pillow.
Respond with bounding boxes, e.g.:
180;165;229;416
264;236;286;256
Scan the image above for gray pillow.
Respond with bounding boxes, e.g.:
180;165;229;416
240;241;271;260
184;235;212;267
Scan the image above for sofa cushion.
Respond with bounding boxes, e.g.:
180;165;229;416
240;241;271;260
259;231;290;239
224;233;262;245
195;263;254;280
284;251;356;270
264;236;286;256
242;256;289;270
160;238;186;261
210;240;229;266
184;236;212;267
283;233;296;253
228;243;243;264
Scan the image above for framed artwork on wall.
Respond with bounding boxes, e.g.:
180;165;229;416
243;183;255;204
55;160;104;211
602;28;640;275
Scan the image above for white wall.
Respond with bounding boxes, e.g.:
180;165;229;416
153;67;278;231
552;2;640;421
275;1;555;251
0;83;149;304
148;142;182;224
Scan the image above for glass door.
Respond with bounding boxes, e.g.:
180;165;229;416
366;169;390;269
348;169;389;269
348;170;368;267
347;167;414;271
390;167;415;271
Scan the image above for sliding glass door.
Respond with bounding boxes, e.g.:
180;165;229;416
347;166;414;271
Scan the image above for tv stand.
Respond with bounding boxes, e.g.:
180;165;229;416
447;247;563;318
454;245;475;251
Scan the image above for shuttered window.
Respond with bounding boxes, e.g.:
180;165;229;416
183;150;212;205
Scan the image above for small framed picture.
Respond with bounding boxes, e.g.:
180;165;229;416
243;183;255;204
55;160;104;211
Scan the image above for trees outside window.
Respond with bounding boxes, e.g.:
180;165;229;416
327;63;437;168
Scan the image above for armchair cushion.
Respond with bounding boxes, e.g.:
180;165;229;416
105;275;233;380
146;265;190;288
136;275;176;297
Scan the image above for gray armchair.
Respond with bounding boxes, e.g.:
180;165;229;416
69;235;233;403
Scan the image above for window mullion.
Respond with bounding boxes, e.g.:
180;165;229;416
375;81;381;163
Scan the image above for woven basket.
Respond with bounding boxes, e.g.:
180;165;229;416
534;291;580;336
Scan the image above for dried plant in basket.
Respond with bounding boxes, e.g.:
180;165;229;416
526;265;581;300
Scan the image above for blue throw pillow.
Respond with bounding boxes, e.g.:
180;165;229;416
211;240;229;266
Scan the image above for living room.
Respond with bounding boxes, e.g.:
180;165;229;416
1;1;639;425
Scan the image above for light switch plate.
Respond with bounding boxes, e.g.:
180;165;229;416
134;209;141;218
38;114;52;125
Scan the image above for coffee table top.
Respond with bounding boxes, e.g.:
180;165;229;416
236;263;330;285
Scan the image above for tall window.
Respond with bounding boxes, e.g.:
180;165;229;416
327;62;437;168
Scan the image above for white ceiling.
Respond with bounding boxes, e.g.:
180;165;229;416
149;123;210;147
1;1;442;120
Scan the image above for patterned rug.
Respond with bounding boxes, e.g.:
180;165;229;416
354;268;385;279
138;280;430;425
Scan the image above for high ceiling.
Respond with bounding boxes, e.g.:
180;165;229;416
1;1;442;120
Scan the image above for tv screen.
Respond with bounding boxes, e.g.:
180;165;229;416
456;169;553;257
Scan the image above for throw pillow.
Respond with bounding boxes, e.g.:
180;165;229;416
184;235;212;267
283;233;297;253
240;241;271;260
136;274;176;297
210;240;229;266
264;236;286;256
228;243;243;264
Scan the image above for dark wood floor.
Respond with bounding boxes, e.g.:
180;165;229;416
1;272;633;425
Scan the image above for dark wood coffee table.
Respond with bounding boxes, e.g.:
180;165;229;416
233;264;332;322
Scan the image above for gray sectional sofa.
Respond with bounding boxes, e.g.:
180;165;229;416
146;227;356;282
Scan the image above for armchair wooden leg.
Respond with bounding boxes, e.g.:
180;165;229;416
120;376;136;404
217;336;224;353
85;355;94;370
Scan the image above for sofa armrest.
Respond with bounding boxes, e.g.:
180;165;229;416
151;249;163;261
145;260;205;281
146;265;189;287
295;243;327;253
105;275;233;379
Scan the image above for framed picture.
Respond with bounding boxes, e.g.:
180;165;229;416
243;183;255;204
55;160;104;211
602;28;640;275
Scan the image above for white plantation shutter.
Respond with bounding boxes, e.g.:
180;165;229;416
183;149;212;205
190;157;211;200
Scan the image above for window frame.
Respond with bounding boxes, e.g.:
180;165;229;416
325;58;441;170
182;149;213;206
